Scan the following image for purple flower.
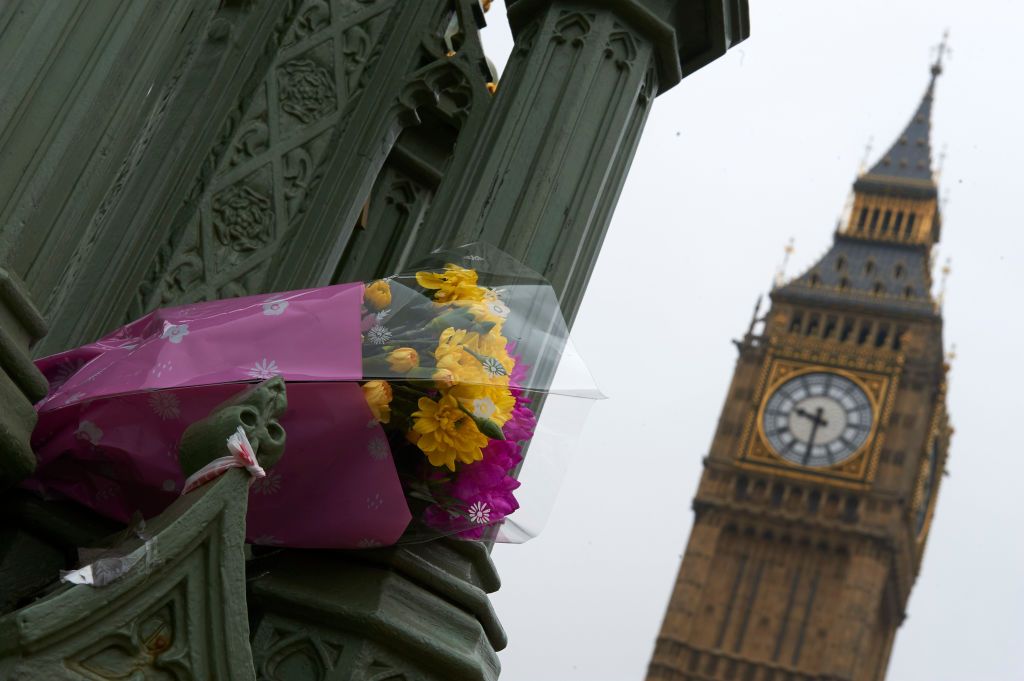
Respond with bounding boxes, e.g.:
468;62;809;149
419;350;538;540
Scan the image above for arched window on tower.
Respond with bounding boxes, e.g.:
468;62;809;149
857;320;873;345
873;282;885;295
869;208;880;233
840;317;855;342
881;209;892;235
823;315;837;339
894;263;905;279
806;313;821;336
874;323;890;348
839;277;850;290
864;260;876;275
836;256;847;271
894;325;908;350
857;207;868;231
893;211;905;235
905;213;917;238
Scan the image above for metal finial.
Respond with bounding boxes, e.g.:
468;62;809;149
937;257;952;308
858;136;874;174
747;295;762;336
931;30;950;77
946;342;957;364
774;238;795;287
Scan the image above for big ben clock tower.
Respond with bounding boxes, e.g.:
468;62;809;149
646;53;952;681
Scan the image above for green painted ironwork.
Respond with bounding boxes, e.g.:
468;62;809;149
0;0;749;678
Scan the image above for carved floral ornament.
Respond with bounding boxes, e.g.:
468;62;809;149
212;184;275;252
278;58;337;124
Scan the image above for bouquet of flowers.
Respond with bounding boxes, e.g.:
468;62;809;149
27;244;595;548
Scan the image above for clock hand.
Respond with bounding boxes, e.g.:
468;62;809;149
795;406;829;428
801;406;826;465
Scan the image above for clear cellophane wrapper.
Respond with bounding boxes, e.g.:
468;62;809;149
28;243;600;548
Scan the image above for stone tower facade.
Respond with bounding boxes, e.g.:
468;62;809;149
646;58;951;681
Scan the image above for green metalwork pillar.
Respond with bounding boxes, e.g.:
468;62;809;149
421;0;747;323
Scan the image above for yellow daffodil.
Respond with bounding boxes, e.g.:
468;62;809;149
364;280;392;310
386;347;419;372
416;264;487;303
361;380;393;424
411;394;490;470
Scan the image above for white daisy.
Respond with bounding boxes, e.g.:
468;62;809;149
368;435;389;461
472;397;497;419
251;470;281;495
247;359;280;380
463;255;485;262
152;360;174;378
367;325;392;345
75;420;103;445
161;323;190;344
480;356;507;378
366;493;384;510
262;299;289;316
486;300;510;319
468;501;492;524
148;392;181;420
357;538;382;549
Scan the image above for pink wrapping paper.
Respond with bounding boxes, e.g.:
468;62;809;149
28;284;412;549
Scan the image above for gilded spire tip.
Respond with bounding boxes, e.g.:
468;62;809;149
931;30;950;78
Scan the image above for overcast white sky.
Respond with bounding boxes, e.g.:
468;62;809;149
483;2;1024;680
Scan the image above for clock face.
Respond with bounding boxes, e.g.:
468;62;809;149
762;372;873;468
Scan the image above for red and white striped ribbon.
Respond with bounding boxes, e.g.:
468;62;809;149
181;426;266;495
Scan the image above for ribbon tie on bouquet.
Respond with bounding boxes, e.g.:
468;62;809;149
181;427;266;495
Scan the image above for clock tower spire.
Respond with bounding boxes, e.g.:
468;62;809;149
647;55;952;681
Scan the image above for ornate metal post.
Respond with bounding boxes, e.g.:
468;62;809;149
421;0;748;322
0;2;748;679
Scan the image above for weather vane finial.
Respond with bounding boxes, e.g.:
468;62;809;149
774;238;795;287
931;30;950;77
858;136;874;174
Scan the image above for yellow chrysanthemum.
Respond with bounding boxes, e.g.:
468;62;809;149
411;394;490;470
432;327;515;394
468;329;514;378
434;328;491;386
448;382;516;426
451;292;510;330
416;264;487;303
